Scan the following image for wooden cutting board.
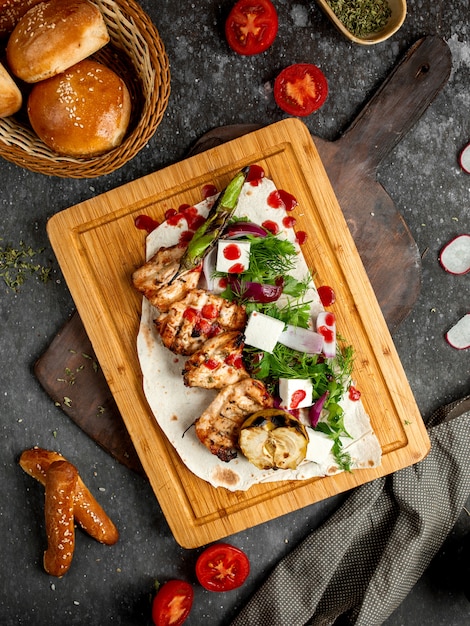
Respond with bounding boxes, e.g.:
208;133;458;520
45;115;431;548
35;35;451;480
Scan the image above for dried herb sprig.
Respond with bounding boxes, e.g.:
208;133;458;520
0;239;52;290
327;0;392;37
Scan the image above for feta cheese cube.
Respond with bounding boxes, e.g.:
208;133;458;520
244;311;284;353
279;378;313;410
305;428;334;464
216;240;251;274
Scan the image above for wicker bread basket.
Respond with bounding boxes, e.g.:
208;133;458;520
0;0;171;178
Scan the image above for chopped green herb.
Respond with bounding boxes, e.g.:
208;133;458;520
327;0;392;37
218;233;299;288
0;239;52;291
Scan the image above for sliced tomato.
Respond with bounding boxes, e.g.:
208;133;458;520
225;0;278;56
195;543;250;592
151;580;193;626
274;63;328;117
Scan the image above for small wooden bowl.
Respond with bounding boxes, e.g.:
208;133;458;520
316;0;407;45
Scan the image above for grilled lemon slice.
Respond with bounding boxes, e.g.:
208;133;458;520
239;408;308;470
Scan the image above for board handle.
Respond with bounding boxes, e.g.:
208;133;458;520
340;35;452;171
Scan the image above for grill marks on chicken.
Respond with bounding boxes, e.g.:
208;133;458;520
195;378;273;462
133;241;274;464
183;331;249;389
132;244;202;312
155;289;247;356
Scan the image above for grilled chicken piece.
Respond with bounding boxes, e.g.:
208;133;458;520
132;244;202;312
155;289;246;356
195;378;273;462
183;331;249;389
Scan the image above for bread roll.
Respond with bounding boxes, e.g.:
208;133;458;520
19;447;120;545
0;0;46;38
6;0;110;83
43;460;77;577
0;61;22;116
27;59;131;157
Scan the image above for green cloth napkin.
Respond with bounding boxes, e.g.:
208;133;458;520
231;396;470;626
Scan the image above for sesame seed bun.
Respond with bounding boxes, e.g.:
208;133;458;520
27;59;131;157
6;0;110;83
0;60;22;117
0;0;47;38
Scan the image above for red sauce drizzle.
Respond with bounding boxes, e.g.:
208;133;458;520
318;285;336;307
183;307;198;323
246;164;265;185
224;353;243;369
134;214;160;233
262;220;279;235
166;212;185;226
201;303;219;319
165;208;178;220
267;190;283;209
204;358;219;370
178;230;193;246
202;184;218;199
349;386;361;401
267;189;298;211
279;189;298;211
228;262;245;274
223;243;241;260
290;389;306;409
178;204;205;231
282;216;296;229
317;325;334;343
296;230;308;245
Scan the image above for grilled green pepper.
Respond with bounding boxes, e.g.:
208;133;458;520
169;166;249;283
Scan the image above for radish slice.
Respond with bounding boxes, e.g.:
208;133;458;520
459;142;470;174
278;325;323;354
316;311;336;358
439;234;470;275
446;313;470;350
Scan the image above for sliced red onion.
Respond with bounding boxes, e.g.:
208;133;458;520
309;391;329;427
228;277;283;303
224;221;268;239
278;325;323;354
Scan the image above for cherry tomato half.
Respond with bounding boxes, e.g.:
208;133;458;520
225;0;278;56
195;543;250;592
274;63;328;117
152;580;194;626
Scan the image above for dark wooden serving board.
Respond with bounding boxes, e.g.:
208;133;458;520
35;35;451;475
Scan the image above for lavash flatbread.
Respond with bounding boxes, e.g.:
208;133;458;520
136;176;381;491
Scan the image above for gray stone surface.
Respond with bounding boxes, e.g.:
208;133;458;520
1;1;469;624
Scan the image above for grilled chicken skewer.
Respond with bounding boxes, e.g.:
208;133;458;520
195;378;273;462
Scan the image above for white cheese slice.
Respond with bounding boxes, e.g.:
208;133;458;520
216;240;251;273
279;377;313;410
244;311;285;353
305;428;334;464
